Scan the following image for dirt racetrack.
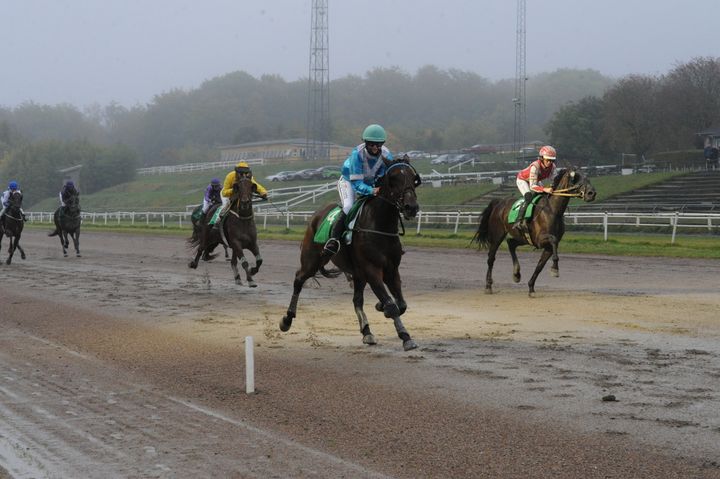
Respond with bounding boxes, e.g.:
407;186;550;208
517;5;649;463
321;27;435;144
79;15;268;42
1;229;720;478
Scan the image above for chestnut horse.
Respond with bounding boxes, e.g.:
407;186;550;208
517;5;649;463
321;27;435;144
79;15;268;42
0;191;26;264
280;159;421;350
188;177;262;286
473;167;596;296
49;192;81;257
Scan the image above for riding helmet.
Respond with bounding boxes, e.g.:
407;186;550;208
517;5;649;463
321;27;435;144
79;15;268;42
8;181;18;190
362;124;387;143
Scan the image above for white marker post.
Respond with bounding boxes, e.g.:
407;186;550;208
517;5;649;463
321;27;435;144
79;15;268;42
245;336;255;394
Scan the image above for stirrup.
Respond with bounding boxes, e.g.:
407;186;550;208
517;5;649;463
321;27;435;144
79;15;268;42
322;238;340;257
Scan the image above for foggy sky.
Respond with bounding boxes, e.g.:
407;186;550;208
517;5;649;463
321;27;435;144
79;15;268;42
2;0;717;108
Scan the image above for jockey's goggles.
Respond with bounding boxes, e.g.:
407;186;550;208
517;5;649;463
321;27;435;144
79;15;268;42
366;141;384;148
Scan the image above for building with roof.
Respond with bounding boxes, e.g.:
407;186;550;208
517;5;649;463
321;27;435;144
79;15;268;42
217;139;351;163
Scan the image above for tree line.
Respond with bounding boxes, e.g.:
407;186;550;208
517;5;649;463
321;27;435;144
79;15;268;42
1;58;719;202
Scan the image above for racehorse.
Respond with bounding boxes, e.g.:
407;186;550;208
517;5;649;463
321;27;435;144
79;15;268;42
49;192;81;257
472;167;596;296
280;158;422;351
188;177;262;286
0;191;26;264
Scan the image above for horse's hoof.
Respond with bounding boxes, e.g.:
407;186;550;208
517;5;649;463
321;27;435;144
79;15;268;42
280;316;293;332
403;339;418;351
528;291;536;298
551;268;559;278
248;280;257;288
363;334;377;345
375;301;383;312
235;278;243;285
512;274;521;283
250;267;259;275
484;288;493;295
76;254;81;258
63;253;68;258
21;254;26;260
398;301;408;316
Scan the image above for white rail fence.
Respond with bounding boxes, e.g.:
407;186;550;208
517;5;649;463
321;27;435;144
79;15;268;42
137;158;264;176
26;211;720;243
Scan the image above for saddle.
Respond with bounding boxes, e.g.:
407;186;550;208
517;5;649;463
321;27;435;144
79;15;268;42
313;198;367;245
507;194;543;224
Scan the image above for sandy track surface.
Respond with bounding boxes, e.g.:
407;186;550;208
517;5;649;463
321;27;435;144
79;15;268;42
1;229;720;478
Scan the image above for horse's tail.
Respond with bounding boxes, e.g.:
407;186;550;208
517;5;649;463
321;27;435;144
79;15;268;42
472;199;499;249
48;228;59;237
319;265;343;278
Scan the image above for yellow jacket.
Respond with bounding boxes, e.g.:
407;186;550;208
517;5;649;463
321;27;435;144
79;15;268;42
221;171;268;198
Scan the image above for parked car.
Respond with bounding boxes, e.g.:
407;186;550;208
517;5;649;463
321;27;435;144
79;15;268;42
266;171;296;182
294;168;321;180
313;165;341;179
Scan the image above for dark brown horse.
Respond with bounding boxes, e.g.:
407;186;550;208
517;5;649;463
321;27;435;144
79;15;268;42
188;177;262;286
473;167;596;296
49;192;81;257
190;202;229;261
280;159;421;350
0;191;26;264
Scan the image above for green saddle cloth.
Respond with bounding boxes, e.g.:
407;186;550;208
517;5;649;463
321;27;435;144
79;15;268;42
507;194;542;224
313;198;367;244
191;205;203;222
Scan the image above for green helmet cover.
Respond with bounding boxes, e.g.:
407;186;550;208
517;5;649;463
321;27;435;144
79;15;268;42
362;124;387;142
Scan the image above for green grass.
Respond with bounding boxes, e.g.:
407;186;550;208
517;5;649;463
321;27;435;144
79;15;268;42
29;222;719;259
28;161;685;214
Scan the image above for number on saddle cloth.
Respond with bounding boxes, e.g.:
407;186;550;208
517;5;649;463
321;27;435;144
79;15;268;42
313;198;367;244
507;195;542;224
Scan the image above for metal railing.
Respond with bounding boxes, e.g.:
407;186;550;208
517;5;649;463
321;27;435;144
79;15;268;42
26;210;720;244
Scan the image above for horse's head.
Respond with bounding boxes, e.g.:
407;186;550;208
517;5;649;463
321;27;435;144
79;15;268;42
380;159;421;219
232;176;254;212
66;192;80;214
8;191;23;209
553;167;596;202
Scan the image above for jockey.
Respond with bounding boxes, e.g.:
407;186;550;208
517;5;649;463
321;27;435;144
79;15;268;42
322;123;393;258
59;180;79;207
514;145;557;229
211;161;268;230
0;181;27;221
201;178;223;215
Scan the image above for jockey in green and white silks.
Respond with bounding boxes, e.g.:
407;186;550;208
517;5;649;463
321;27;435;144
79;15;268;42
322;124;393;258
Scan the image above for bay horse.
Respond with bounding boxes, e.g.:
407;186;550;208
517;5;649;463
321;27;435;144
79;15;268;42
472;167;596;296
0;191;26;264
49;192;82;257
188;177;262;286
280;159;422;351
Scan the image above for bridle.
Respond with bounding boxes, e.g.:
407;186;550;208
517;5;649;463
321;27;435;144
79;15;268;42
550;170;588;199
230;177;254;220
355;161;421;237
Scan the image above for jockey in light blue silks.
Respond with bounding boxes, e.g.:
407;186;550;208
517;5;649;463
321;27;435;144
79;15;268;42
322;124;393;258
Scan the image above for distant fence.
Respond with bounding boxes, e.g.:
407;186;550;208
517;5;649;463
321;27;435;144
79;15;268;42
136;158;264;176
26;210;720;244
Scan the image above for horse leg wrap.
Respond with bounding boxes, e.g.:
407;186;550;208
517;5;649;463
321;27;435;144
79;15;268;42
354;306;369;333
383;299;400;319
393;317;411;342
240;256;249;270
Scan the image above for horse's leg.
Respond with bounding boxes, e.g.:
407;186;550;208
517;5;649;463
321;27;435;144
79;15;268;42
382;266;407;315
280;263;318;332
366;269;417;350
249;243;262;276
230;251;243;285
6;236;15;265
58;230;68;257
549;238;559;277
73;230;81;257
351;276;376;346
15;236;25;260
483;236;505;294
507;238;523;284
224;243;230;261
528;247;554;297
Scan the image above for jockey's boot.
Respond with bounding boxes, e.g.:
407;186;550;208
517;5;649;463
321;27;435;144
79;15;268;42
321;211;347;258
0;206;6;219
211;203;230;232
513;192;533;230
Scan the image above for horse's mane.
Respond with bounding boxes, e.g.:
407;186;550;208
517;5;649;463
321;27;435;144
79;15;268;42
551;167;580;189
